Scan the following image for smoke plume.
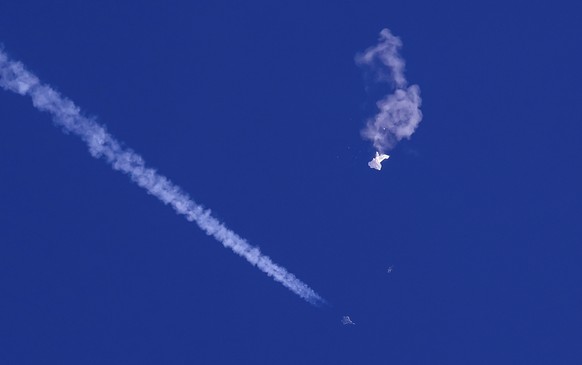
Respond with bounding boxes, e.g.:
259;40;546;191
356;28;423;154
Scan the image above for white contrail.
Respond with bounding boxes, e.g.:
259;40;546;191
356;28;423;156
0;49;324;306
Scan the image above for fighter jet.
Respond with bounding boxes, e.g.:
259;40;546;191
368;151;390;170
341;316;356;325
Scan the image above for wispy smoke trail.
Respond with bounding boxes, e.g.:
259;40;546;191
0;50;324;306
356;28;423;153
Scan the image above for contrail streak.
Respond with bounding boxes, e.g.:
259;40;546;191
0;49;324;306
356;28;423;155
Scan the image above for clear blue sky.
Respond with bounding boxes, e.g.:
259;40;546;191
1;1;581;363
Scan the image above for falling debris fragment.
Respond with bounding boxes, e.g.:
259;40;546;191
368;151;390;171
341;316;356;325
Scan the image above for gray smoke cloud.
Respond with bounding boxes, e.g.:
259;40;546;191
356;28;423;153
0;49;324;306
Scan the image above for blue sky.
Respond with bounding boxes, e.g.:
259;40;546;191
1;1;581;364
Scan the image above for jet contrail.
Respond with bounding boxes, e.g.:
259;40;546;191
0;49;324;306
356;29;423;159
